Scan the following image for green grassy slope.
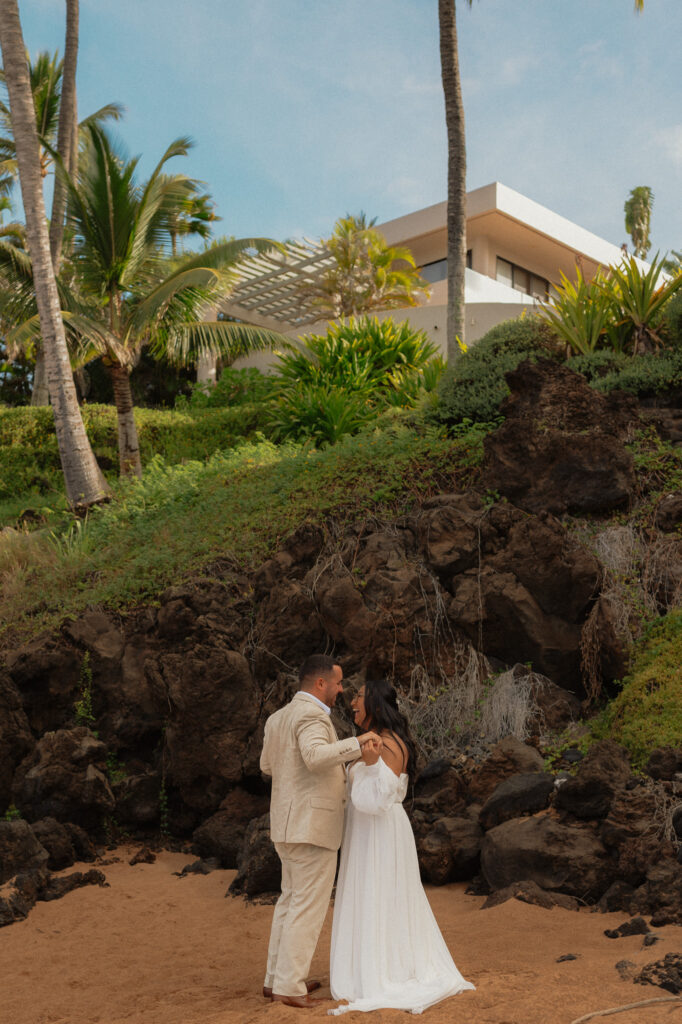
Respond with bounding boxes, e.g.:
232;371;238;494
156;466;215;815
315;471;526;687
0;422;487;647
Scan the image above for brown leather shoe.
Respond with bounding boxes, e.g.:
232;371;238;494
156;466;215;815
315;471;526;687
262;981;321;999
270;993;327;1007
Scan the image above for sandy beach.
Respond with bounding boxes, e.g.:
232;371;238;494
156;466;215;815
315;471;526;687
1;848;680;1024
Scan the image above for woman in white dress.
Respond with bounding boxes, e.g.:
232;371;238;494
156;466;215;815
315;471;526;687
329;679;475;1016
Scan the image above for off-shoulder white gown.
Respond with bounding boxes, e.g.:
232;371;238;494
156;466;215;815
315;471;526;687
329;758;475;1015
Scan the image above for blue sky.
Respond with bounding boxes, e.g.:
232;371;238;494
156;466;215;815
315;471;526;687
15;0;682;256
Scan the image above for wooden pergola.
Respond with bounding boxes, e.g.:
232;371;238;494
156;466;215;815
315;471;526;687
219;239;334;331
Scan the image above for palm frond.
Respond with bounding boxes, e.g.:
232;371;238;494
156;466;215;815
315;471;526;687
129;266;232;330
173;237;282;274
157;319;290;366
79;102;125;129
4;313;41;359
0;236;32;281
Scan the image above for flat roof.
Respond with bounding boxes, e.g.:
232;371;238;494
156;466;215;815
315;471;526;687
378;181;627;269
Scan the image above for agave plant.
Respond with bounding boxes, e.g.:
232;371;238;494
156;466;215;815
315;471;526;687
596;253;682;354
539;269;615;355
541;255;682;357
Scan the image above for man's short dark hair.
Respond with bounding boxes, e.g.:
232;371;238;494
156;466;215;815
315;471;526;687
299;654;338;685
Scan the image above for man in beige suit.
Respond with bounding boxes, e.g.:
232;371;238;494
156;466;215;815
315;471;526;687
260;653;379;1008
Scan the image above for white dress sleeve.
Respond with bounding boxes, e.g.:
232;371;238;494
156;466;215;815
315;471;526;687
350;758;402;816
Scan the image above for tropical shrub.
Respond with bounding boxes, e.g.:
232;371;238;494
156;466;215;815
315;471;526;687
267;316;444;444
662;288;682;348
266;383;374;446
433;314;561;427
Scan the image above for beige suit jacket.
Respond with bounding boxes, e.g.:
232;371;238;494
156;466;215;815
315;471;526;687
260;692;362;851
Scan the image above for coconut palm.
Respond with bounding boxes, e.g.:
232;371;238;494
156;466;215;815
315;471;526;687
162;179;221;256
438;0;472;362
438;0;644;362
7;124;286;478
0;0;109;509
624;186;653;260
299;212;430;320
0;40;122;404
0;49;121;185
49;0;79;273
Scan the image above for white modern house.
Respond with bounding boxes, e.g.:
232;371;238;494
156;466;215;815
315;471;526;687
200;181;630;380
374;181;631;349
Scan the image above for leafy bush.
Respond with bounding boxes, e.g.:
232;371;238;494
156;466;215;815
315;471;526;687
267;316;443;444
433;314;561;427
266;383;374;446
177;366;276;410
662;288;682;348
592;609;682;766
567;349;682;396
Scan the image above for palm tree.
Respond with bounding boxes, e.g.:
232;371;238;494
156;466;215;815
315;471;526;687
162;179;221;257
438;0;644;363
7;124;286;478
0;0;109;509
0;43;121;404
299;212;430;320
624;186;653;260
0;50;120;185
49;0;79;274
438;0;472;363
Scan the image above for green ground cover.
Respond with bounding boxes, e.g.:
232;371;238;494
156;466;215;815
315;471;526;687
0;420;487;647
593;608;682;765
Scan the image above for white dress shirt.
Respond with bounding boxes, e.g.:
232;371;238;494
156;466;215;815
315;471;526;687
297;690;332;716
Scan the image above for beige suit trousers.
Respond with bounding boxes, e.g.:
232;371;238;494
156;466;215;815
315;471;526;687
265;841;337;997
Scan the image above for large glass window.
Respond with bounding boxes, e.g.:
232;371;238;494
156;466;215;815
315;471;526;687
420;251;472;282
496;257;513;288
496;257;548;298
420;258;447;283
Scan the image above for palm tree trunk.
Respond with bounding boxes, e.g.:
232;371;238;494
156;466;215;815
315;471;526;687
31;2;80;408
0;0;109;509
439;0;467;361
31;354;50;405
49;0;79;274
30;1;80;407
108;363;142;478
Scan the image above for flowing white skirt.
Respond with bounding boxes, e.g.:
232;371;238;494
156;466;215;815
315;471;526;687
329;759;475;1015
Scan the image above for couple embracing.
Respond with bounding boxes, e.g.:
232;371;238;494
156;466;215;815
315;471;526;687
260;654;474;1015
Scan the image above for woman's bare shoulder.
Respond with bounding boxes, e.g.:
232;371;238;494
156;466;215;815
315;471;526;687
380;731;408;776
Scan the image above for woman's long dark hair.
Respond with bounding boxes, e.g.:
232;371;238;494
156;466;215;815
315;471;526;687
362;678;417;783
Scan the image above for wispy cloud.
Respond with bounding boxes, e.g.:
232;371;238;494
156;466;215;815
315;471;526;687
499;54;537;85
655;125;682;167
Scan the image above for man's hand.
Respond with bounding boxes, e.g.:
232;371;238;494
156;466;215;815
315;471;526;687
357;731;382;748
